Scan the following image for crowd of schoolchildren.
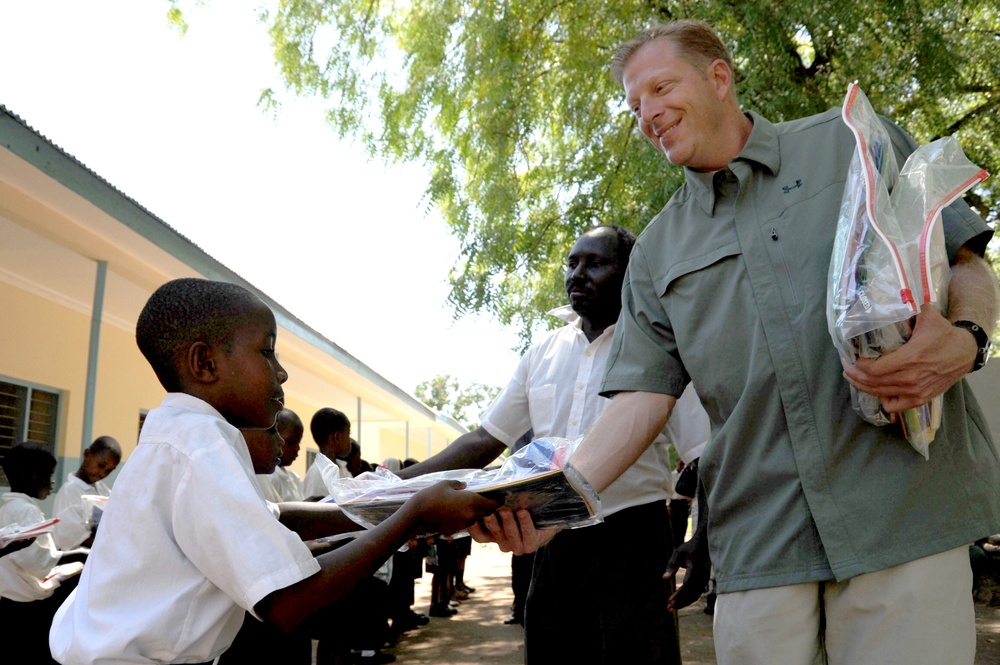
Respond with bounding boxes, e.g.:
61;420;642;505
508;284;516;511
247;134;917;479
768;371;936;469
0;278;497;664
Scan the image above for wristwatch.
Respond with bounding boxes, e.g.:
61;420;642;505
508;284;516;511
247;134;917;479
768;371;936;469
952;320;992;372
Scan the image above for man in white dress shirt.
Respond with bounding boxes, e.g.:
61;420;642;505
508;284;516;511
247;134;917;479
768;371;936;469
400;226;709;664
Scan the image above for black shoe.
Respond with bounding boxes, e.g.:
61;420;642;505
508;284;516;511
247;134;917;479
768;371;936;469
457;583;476;593
393;610;430;632
503;614;523;625
429;603;457;617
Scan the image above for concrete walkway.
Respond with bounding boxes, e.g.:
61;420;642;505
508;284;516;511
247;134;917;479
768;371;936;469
385;541;524;664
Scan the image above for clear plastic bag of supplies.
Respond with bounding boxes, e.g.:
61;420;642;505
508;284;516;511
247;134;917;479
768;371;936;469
322;436;603;534
827;83;989;458
0;517;59;548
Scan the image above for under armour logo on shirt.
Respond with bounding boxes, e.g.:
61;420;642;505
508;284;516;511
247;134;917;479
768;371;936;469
782;179;803;193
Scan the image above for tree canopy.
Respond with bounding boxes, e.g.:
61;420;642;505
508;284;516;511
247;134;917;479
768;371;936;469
414;374;500;430
174;0;999;346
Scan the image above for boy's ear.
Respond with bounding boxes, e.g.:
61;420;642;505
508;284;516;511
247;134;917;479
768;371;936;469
187;341;220;384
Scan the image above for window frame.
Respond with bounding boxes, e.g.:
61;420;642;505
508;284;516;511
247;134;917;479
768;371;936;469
0;374;63;487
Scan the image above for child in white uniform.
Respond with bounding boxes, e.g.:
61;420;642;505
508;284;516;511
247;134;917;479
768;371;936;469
51;436;121;550
49;278;497;665
1;442;76;664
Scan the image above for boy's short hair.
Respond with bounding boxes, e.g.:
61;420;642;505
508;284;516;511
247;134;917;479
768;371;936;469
310;408;351;444
136;278;262;392
88;435;122;459
1;441;56;487
276;408;303;434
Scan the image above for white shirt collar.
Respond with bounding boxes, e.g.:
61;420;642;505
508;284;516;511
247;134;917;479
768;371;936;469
548;304;616;340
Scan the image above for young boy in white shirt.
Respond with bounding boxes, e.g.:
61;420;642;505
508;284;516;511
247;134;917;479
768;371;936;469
1;442;76;664
267;408;307;502
49;278;496;665
51;436;121;550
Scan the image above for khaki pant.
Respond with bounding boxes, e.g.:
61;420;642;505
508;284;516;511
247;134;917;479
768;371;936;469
714;546;975;665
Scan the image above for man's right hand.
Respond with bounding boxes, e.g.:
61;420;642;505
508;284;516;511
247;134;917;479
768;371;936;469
469;508;560;555
663;530;711;612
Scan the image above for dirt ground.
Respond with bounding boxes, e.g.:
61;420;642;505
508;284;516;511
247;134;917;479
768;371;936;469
379;541;1000;664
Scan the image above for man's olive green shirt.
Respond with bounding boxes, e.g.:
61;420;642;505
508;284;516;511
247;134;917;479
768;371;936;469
603;109;999;593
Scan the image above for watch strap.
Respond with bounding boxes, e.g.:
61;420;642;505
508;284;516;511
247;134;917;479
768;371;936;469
952;320;991;372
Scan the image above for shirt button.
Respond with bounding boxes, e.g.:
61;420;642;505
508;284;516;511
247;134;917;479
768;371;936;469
577;384;584;390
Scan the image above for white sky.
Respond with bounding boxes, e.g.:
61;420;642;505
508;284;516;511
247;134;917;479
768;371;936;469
0;0;528;393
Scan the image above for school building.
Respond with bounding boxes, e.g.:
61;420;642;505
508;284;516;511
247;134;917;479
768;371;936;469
0;103;469;508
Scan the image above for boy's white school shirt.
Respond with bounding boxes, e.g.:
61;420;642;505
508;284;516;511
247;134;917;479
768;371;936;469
0;492;62;601
303;452;350;498
271;465;305;501
49;393;321;665
51;471;111;549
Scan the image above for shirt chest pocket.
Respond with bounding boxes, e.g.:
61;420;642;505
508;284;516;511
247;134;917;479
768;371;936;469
526;384;558;437
656;241;747;351
654;241;762;416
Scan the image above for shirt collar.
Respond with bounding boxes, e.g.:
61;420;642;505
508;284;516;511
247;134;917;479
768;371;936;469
683;111;781;216
547;304;617;340
163;392;228;422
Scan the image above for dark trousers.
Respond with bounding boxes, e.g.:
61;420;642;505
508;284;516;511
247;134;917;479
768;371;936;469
0;576;78;665
669;499;691;548
510;551;535;618
219;576;390;664
524;501;679;665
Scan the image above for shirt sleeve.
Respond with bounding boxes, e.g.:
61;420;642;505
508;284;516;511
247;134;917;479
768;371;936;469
173;428;319;615
601;238;690;398
3;500;60;581
304;455;333;498
663;384;711;464
881;116;993;258
479;351;533;447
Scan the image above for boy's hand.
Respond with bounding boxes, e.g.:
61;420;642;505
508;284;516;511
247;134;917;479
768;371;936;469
468;508;559;555
0;537;35;557
410;480;499;536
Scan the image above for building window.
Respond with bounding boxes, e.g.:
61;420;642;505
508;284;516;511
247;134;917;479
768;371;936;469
0;378;61;486
138;410;148;439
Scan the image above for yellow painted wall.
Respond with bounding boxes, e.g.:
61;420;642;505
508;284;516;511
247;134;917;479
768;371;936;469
91;319;166;457
1;279;89;457
0;280;167;463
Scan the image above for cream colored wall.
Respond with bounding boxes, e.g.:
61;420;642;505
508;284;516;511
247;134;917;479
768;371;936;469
1;279;89;457
359;422;452;467
0;279;167;464
277;396;321;480
91;319;167;457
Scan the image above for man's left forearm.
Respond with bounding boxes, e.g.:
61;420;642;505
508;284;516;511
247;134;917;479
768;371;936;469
947;246;999;337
